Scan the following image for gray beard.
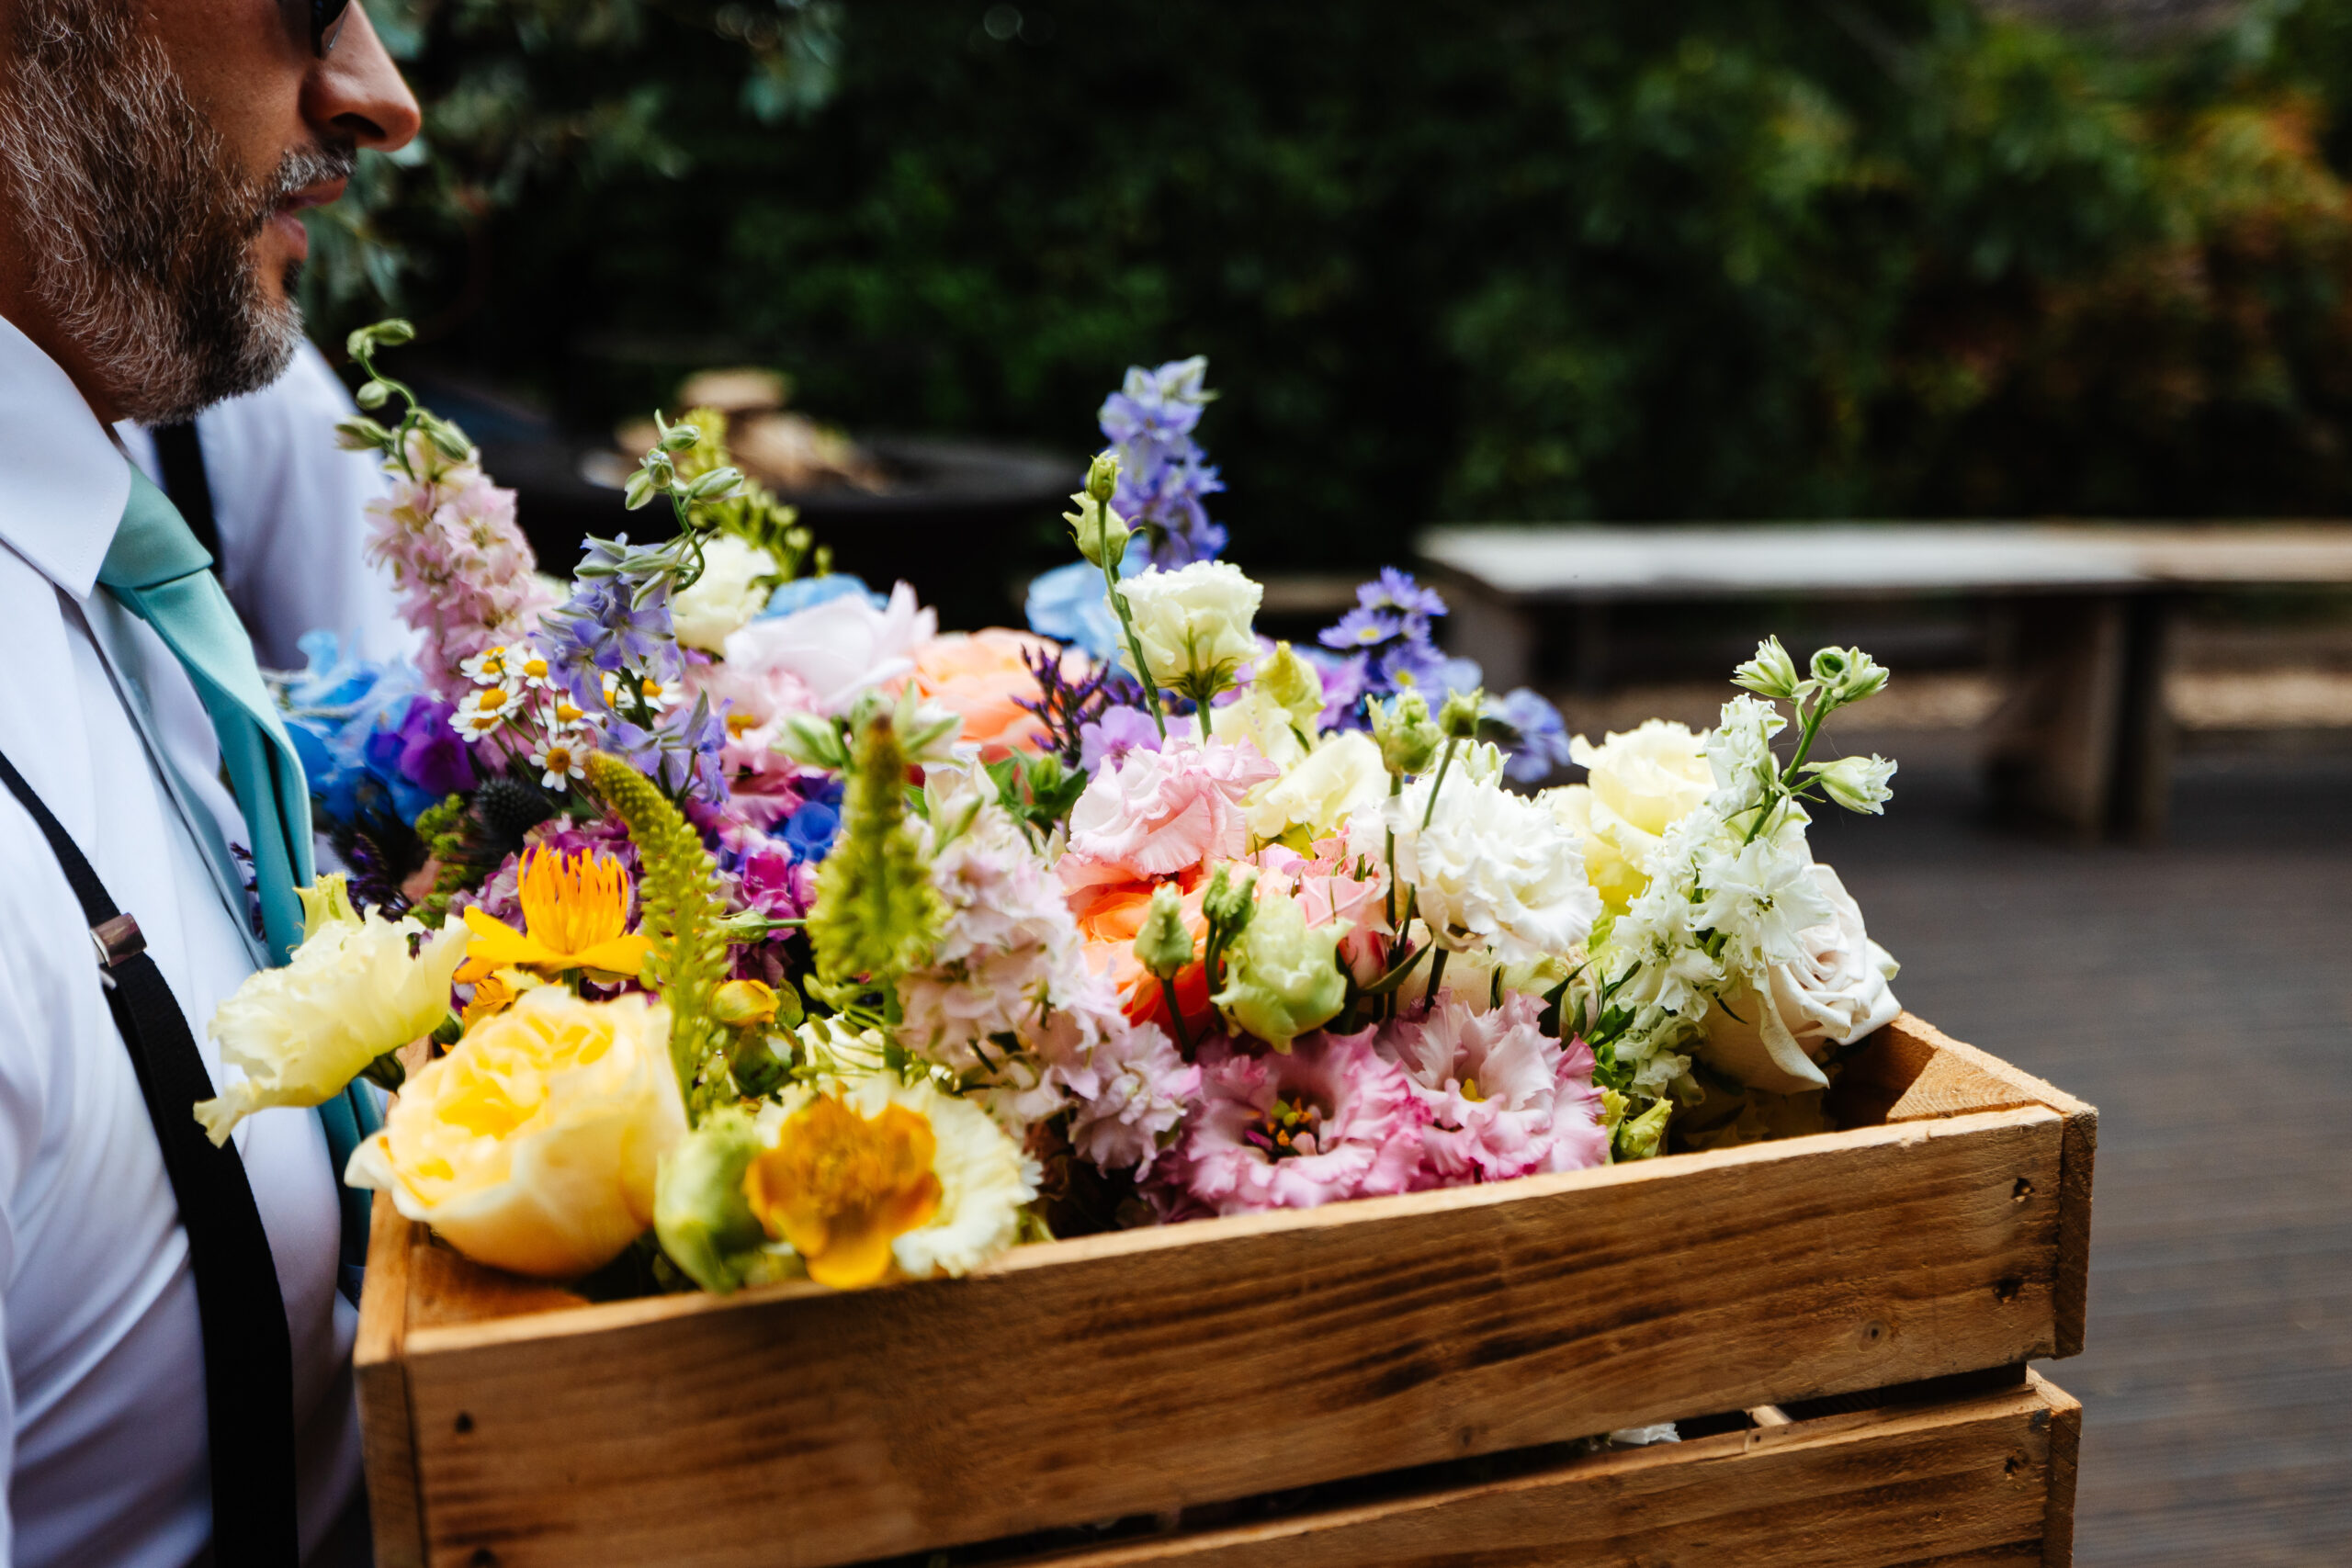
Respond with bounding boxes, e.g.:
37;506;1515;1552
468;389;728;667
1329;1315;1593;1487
0;0;351;424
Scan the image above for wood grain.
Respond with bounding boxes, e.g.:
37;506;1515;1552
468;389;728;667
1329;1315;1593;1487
983;1372;2080;1568
2033;1370;2084;1568
392;1104;2065;1568
355;1190;424;1568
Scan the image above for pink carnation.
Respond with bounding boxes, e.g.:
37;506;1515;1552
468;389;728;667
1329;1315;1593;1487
1058;739;1279;890
1170;1031;1429;1213
1381;993;1607;1183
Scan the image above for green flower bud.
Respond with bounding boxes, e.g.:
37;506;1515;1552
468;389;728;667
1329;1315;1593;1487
1438;687;1485;739
1134;883;1195;979
354;379;391;411
660;419;703;453
1212;897;1346;1051
1253;641;1324;729
1809;646;1889;704
687;466;744;501
1086;450;1120;505
623;470;658;512
1202;863;1256;937
712;977;781;1030
653;1109;772;1294
1063;492;1131;570
371;319;416;347
1804;752;1897;815
1730;636;1801;701
333;416;391;452
1370;692;1441;776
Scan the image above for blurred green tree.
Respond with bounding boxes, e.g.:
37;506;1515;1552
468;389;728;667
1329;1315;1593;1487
325;0;2352;567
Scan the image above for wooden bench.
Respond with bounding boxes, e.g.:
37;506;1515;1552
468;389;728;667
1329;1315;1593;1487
1419;522;2352;839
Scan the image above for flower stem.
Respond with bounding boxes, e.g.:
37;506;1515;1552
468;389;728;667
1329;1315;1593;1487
1159;976;1194;1055
1420;736;1461;831
1096;513;1166;738
1424;946;1450;1010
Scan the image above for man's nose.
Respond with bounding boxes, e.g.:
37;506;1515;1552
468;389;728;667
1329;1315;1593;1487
301;4;421;154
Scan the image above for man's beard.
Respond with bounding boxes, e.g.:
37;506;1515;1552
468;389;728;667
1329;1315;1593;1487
0;0;353;424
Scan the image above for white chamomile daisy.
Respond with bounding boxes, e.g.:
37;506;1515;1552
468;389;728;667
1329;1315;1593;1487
529;733;589;792
459;645;515;685
511;643;557;690
448;682;523;739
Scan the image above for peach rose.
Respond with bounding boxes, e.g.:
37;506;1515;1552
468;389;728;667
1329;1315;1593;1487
907;629;1064;758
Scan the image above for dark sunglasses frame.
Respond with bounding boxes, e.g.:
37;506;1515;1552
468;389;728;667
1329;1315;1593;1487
300;0;352;56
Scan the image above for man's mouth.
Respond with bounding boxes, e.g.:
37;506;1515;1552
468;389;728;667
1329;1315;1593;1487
278;176;348;215
265;177;345;262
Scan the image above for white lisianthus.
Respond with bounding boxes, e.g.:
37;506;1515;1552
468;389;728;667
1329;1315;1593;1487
1385;770;1600;967
1116;560;1262;694
196;886;466;1145
1540;719;1713;911
1699;863;1901;1092
671;535;779;653
1248;729;1387;843
345;988;688;1279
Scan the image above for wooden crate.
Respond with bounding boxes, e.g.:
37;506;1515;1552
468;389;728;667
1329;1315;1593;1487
356;1013;2095;1568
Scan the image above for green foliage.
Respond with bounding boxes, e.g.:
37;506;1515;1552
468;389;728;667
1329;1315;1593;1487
334;0;2352;555
807;717;943;990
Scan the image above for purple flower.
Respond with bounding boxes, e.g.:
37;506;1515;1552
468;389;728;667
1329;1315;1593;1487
1358;567;1449;621
1098;356;1227;569
392;697;479;795
1318;606;1402;651
1306;649;1371;732
605;693;728;803
1491;688;1574;784
1167;1031;1430;1214
1078;704;1166;775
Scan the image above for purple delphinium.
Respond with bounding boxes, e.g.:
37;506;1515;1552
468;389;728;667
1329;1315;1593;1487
1098;356;1227;569
605;693;728;803
1489;688;1576;784
1313;569;1463;728
541;535;680;698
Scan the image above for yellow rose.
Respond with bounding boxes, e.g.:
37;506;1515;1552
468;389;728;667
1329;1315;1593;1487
196;884;465;1145
1540;719;1713;911
1246;730;1387;845
345;987;687;1279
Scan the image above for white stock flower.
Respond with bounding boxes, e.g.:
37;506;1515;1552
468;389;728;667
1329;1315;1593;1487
1699;863;1902;1092
1704;694;1786;812
1806;753;1898;815
1116;560;1262;692
671;535;779;653
197;904;466;1145
1385;770;1600;966
1247;729;1387;843
1691;823;1838;974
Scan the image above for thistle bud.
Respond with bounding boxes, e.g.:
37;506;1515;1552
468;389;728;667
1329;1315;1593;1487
1086;451;1120;504
1371;692;1441;776
1438;687;1485;739
1134;883;1195;980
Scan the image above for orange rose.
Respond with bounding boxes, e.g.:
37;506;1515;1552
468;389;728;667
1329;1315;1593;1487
1072;874;1216;1035
908;629;1069;759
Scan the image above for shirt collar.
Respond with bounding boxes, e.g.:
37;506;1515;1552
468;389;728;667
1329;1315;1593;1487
0;311;132;600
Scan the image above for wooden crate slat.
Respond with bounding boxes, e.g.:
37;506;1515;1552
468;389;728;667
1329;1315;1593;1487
394;1101;2065;1568
985;1371;2083;1568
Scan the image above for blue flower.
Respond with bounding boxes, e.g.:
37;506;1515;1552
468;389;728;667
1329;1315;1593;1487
1491;688;1575;784
781;801;842;863
276;633;444;825
1099;356;1227;569
763;573;886;618
1318;606;1402;651
1358;567;1449;621
1025;558;1127;662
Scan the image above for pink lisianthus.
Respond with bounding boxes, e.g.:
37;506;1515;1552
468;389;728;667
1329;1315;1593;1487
1253;834;1392;984
1381;993;1607;1183
1170;1030;1429;1213
720;581;935;716
1058;739;1279;891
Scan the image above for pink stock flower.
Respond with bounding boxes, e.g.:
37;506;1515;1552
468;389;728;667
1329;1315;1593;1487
720;581;935;716
1055;1008;1199;1178
1170;1030;1429;1213
1381;993;1607;1183
364;456;552;698
1058;739;1279;891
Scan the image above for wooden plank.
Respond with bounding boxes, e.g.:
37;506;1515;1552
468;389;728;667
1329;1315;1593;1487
985;1372;2079;1568
2031;1370;2082;1568
1871;1015;2098;1360
355;1191;426;1568
399;1104;2065;1568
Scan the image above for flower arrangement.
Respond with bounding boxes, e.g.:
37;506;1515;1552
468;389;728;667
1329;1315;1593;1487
217;328;1903;1294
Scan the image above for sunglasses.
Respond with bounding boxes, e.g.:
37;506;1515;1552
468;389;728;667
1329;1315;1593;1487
291;0;352;56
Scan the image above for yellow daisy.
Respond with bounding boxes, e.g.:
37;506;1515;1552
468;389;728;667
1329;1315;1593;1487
457;848;651;983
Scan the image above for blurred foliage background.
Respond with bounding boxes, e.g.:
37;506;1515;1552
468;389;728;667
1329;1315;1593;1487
319;0;2352;568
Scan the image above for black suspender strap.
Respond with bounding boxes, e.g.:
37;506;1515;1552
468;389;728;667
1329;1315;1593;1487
0;749;300;1566
151;422;223;569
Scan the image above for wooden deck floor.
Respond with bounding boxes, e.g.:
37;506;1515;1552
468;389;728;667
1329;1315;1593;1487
1811;744;2352;1565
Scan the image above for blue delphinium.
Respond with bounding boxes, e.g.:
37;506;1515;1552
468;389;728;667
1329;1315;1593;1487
1098;356;1227;568
1488;688;1576;784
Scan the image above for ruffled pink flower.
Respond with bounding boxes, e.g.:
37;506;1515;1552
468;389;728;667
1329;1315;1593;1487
1058;739;1279;891
720;581;935;716
1170;1031;1429;1213
1381;993;1607;1183
1056;1010;1199;1178
1253;835;1392;984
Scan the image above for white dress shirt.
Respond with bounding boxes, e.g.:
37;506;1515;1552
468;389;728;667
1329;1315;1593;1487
118;340;409;671
0;315;361;1564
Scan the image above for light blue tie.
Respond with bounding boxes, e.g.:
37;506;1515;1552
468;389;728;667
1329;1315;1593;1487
99;464;378;1285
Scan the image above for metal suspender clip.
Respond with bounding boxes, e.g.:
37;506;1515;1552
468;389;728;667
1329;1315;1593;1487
90;912;145;987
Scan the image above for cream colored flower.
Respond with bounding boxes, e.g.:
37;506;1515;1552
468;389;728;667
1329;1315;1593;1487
1697;863;1901;1093
748;1074;1035;1285
345;988;687;1279
1541;719;1713;911
1115;561;1262;694
196;886;465;1146
671;535;780;654
1211;684;1311;770
1247;729;1387;844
